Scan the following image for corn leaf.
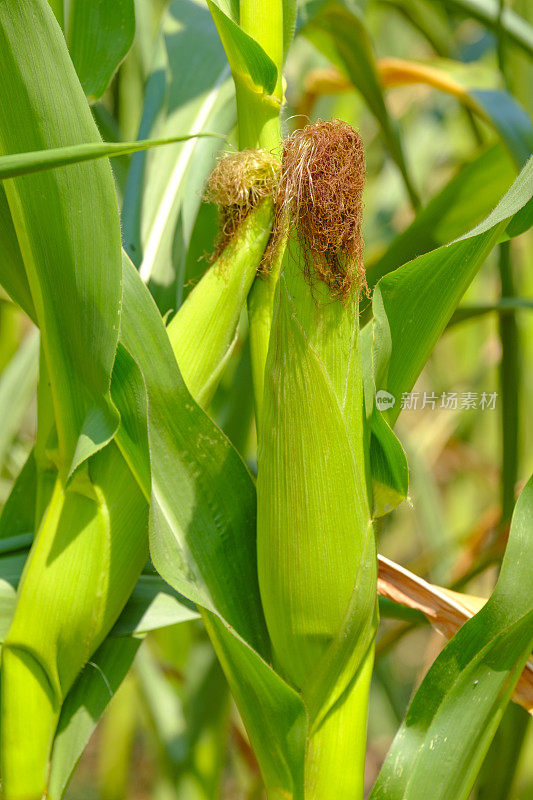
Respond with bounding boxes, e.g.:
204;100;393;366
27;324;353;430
0;188;36;321
45;578;200;799
440;0;533;57
0;7;152;796
370;474;533;800
0;452;36;546
206;0;278;94
122;0;235;313
376;0;453;57
0;331;38;470
0;0;122;477
369;407;409;518
301;1;419;207
206;0;283;149
0;549;26;642
377;56;533;171
366;144;517;287
370;156;533;425
472;89;533;169
113;254;308;798
111;576;200;636
66;0;136;101
0;133;224;181
282;0;298;60
47;637;142;800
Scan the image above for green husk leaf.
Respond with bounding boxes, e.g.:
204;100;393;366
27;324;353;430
166;198;274;407
257;238;376;797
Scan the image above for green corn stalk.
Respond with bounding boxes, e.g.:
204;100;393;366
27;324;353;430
256;123;377;799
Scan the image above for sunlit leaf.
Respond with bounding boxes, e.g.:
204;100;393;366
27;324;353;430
66;0;136;101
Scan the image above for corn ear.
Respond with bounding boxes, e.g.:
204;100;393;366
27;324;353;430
256;121;377;797
1;445;148;799
167;198;274;408
257;240;377;797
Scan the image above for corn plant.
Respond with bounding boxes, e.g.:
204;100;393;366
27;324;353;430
0;1;532;799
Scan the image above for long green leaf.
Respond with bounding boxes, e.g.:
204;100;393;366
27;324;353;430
370;157;533;425
440;0;533;57
370;475;533;800
66;0;136;101
206;0;283;148
207;0;278;94
122;0;235;313
0;0;122;477
366;144;516;287
47;637;142;800
114;254;308;798
301;1;420;207
0;6;151;797
0;133;224;181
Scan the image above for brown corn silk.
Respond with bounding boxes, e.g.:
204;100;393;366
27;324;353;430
205;148;280;260
268;119;367;298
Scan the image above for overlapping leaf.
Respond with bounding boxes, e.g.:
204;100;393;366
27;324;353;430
0;0;122;477
368;157;533;425
115;253;308;798
370;475;533;800
122;0;236;313
66;0;136;101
